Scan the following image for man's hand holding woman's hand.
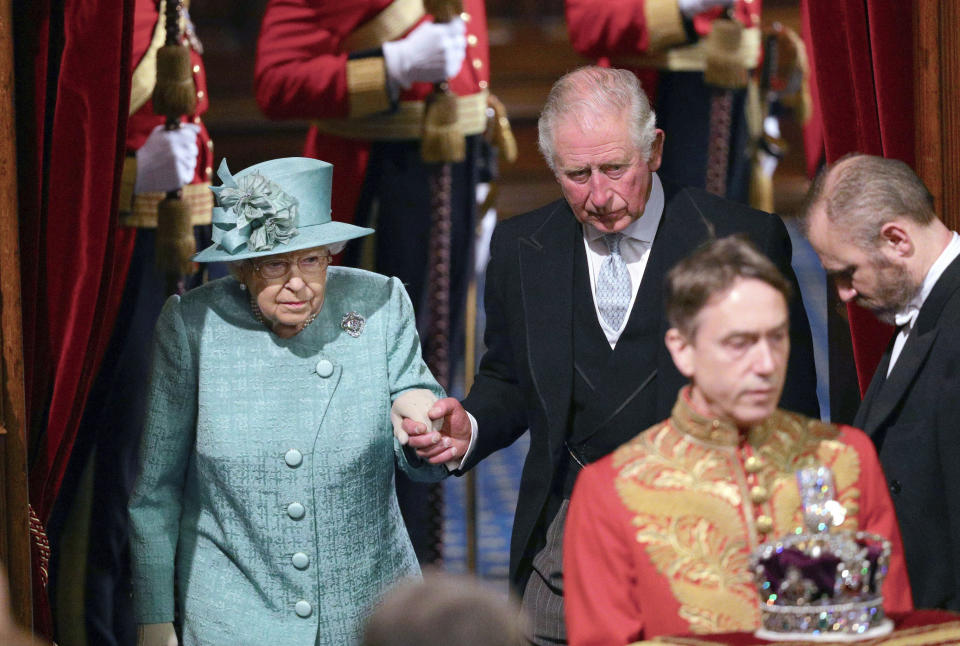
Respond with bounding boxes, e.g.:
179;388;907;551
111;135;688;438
391;391;472;468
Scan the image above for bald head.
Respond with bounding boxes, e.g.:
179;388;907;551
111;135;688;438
801;154;951;323
800;154;936;250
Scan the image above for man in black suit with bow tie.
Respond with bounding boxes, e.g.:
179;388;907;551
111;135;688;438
802;153;960;611
404;65;818;644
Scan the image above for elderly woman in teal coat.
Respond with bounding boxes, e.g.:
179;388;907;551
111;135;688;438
128;157;471;646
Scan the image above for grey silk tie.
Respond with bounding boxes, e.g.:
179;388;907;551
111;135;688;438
596;233;631;330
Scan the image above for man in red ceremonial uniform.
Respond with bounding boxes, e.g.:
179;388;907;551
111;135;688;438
255;0;491;562
563;237;913;645
565;0;761;203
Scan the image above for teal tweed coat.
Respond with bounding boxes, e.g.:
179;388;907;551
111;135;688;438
128;268;447;646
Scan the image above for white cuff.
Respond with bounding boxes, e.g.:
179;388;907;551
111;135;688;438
446;411;479;471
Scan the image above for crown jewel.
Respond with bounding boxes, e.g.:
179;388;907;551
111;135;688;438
750;466;893;640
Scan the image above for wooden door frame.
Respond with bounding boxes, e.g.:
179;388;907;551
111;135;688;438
915;1;960;228
0;0;34;631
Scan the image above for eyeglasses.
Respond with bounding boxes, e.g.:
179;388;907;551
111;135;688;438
252;252;332;280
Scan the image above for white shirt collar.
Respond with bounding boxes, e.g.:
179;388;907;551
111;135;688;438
583;172;664;244
894;231;960;327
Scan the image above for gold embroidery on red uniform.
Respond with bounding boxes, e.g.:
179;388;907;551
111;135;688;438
613;400;862;634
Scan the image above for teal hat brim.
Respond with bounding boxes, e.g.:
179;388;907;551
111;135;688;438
192;221;373;262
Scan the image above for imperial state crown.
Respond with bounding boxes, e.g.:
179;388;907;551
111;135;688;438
750;466;893;641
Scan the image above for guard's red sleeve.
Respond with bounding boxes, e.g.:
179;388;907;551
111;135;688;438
565;0;661;58
564;458;646;646
254;0;377;120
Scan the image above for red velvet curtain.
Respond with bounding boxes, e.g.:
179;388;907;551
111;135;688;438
802;0;915;394
17;0;137;632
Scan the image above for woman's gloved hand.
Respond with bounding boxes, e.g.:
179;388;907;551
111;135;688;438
401;396;473;469
390;388;441;445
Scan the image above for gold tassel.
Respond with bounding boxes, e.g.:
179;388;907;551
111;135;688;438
749;155;774;213
118;155;138;219
424;0;461;22
151;0;197;282
152;44;197;117
421;0;464;162
156;193;197;276
422;87;465;163
704;19;749;90
487;93;517;164
778;26;812;124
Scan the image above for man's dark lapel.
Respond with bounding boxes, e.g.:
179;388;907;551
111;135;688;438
641;180;718;303
858;254;960;433
853;340;894;433
518;201;577;446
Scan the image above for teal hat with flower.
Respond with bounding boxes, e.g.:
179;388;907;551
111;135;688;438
193;157;373;262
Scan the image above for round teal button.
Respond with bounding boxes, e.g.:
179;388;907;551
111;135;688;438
287;502;305;520
284;449;303;467
316;359;334;377
292;552;310;570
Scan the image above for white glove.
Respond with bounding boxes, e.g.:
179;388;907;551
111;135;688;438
137;622;179;646
390;389;441;445
677;0;734;19
135;123;200;194
382;18;466;92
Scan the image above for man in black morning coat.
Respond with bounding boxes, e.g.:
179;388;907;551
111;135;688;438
803;153;960;611
404;65;818;645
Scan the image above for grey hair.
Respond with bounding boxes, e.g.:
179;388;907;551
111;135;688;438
800;153;935;249
537;66;658;172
